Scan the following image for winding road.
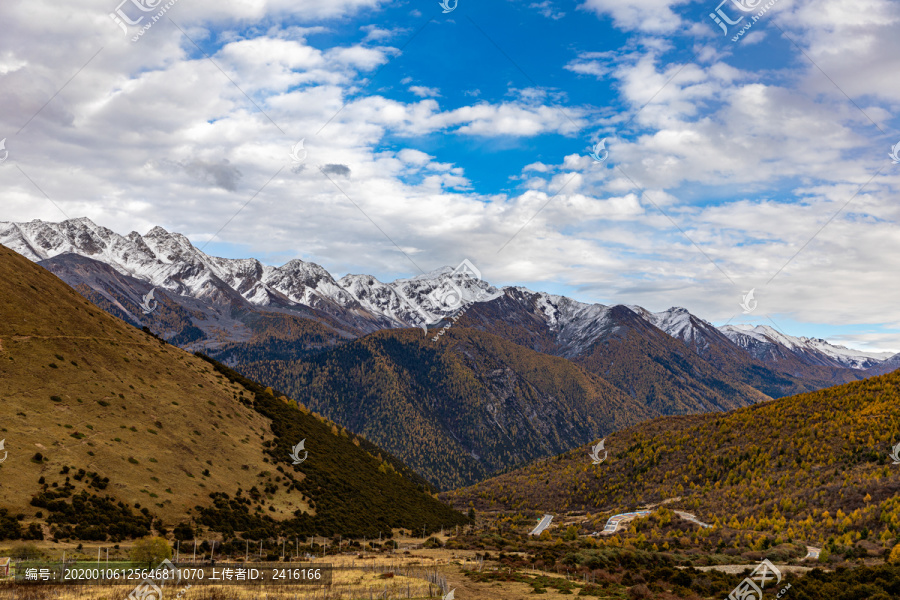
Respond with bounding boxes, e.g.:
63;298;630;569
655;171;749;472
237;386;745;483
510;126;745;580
593;508;822;567
597;510;652;535
594;508;712;535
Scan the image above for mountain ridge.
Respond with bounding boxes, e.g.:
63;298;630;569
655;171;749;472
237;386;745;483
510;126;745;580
2;217;891;378
5;217;900;492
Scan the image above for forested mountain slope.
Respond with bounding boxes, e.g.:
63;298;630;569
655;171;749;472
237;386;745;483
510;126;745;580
236;327;656;490
447;369;900;549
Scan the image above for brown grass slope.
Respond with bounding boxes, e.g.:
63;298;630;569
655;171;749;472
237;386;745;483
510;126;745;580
236;326;657;491
0;244;462;539
446;370;900;548
0;247;280;524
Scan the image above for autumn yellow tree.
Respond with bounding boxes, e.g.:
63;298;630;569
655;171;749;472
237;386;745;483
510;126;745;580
130;537;172;567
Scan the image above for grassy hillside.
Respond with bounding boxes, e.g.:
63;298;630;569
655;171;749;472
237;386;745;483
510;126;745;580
446;370;900;552
236;327;656;490
0;244;464;541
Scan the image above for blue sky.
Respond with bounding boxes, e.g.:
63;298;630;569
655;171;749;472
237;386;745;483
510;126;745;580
1;0;899;350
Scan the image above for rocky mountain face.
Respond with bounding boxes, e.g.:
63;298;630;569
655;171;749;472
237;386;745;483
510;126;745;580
0;218;500;331
865;351;900;377
455;290;877;399
457;297;771;413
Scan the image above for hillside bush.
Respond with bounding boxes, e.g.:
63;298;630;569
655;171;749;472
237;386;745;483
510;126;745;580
130;536;172;566
9;543;43;560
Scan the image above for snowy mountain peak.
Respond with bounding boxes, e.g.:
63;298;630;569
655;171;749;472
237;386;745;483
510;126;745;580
0;217;505;331
339;273;384;287
0;217;891;371
406;266;458;281
144;225;171;238
632;306;715;347
720;324;892;370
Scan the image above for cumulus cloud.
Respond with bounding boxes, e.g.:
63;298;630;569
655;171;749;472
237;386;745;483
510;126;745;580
408;85;440;98
1;0;899;350
360;24;399;42
578;0;692;33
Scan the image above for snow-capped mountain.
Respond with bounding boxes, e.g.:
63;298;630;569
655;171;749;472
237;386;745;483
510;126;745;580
632;306;727;353
0;218;893;378
866;352;900;377
0;218;499;332
509;287;619;357
719;324;892;370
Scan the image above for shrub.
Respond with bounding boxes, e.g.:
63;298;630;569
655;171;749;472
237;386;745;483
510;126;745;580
23;523;44;541
10;543;43;560
130;536;172;566
627;584;652;599
173;522;195;541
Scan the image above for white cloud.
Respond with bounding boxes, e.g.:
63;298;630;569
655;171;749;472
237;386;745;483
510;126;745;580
0;0;899;349
785;0;900;105
397;148;432;166
578;0;692;33
564;52;614;78
443;103;584;136
529;1;566;20
408;85;440;97
360;24;400;42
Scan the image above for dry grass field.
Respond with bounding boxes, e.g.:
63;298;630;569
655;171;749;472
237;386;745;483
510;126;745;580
0;529;594;600
0;246;310;527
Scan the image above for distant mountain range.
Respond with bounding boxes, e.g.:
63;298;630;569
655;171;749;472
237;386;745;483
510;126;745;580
2;217;897;488
0;217;499;336
1;218;890;367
